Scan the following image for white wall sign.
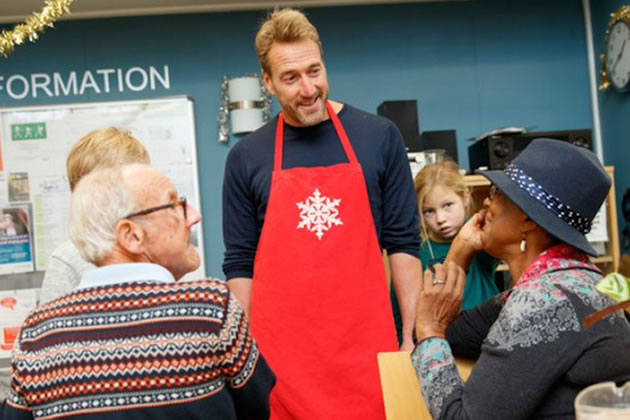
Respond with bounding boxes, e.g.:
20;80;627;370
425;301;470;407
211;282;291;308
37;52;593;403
0;65;170;100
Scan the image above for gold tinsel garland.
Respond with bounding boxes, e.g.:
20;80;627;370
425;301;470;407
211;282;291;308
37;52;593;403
600;5;630;91
0;0;75;58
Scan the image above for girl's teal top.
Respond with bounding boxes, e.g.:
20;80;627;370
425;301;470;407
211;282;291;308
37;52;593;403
390;239;500;345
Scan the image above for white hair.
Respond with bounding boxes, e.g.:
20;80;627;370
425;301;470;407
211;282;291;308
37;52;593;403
69;166;138;263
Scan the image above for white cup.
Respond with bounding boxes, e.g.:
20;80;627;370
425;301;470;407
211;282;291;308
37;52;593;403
575;381;630;419
422;149;446;165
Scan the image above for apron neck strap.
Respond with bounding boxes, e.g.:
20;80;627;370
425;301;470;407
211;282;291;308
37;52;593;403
274;101;358;171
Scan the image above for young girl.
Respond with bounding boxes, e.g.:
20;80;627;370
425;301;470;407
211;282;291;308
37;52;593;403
390;160;500;345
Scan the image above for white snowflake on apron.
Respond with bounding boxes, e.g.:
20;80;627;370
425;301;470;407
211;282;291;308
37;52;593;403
296;188;343;239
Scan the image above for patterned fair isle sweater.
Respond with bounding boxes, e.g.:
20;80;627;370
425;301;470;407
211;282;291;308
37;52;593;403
412;245;630;419
0;280;275;420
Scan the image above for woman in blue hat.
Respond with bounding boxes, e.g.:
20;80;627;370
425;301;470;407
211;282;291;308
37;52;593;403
411;138;630;419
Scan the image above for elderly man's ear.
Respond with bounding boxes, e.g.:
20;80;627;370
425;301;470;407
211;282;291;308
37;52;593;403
115;220;146;255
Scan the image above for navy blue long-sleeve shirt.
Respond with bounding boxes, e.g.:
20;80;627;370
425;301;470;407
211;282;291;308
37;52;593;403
222;104;420;280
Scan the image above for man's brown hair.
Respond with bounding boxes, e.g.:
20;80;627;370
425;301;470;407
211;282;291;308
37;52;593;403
255;7;323;75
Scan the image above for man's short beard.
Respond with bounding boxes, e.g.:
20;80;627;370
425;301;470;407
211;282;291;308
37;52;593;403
288;92;329;127
295;105;326;126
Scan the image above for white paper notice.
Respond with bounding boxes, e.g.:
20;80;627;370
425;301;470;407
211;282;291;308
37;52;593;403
586;202;608;244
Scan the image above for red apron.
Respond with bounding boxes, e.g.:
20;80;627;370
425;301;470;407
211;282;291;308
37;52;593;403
250;102;398;420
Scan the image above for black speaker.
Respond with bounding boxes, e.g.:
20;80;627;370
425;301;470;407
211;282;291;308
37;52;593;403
421;130;458;163
377;100;421;152
468;129;592;171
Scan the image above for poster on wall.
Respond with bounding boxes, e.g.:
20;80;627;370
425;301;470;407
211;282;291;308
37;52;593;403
0;96;205;281
0;288;38;358
7;172;30;202
0;132;4;173
0;204;34;275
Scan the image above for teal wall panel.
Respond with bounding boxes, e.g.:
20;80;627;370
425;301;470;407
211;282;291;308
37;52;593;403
0;0;594;276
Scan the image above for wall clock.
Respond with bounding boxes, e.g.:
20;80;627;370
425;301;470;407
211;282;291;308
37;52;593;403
600;6;630;92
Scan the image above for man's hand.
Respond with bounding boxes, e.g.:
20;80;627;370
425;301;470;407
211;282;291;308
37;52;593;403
227;277;253;316
389;253;421;350
399;338;415;352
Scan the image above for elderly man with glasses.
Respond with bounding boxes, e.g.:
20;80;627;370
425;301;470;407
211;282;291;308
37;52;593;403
1;163;275;420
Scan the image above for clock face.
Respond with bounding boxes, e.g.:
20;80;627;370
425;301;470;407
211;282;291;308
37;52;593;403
606;20;630;91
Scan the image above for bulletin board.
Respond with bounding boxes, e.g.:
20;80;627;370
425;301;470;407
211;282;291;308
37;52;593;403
0;96;205;315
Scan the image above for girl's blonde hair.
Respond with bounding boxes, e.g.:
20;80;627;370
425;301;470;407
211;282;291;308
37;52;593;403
414;160;470;246
66;127;150;191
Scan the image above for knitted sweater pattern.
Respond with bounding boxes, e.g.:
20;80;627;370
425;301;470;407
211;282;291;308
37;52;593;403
6;280;261;419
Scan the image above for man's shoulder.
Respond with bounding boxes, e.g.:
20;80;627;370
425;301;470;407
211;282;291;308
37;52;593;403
189;278;230;292
339;104;403;151
52;278;231;303
224;119;276;181
340;104;396;130
161;279;234;307
156;278;230;296
32;279;234;326
229;117;277;155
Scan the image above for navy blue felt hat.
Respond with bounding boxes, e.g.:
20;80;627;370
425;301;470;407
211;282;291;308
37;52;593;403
480;138;611;256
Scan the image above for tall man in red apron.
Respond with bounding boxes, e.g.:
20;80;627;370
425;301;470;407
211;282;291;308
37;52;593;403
222;8;421;419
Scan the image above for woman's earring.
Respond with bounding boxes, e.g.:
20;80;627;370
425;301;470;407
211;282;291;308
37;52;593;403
520;234;527;253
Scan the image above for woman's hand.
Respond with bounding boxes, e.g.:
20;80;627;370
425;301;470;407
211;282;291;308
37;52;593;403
456;210;486;252
445;210;486;272
415;261;466;342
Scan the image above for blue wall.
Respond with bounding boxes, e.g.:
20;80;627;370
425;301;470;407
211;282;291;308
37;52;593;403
590;0;630;253
0;0;595;277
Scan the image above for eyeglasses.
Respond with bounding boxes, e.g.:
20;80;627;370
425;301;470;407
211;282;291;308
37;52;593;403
488;185;497;201
123;196;187;221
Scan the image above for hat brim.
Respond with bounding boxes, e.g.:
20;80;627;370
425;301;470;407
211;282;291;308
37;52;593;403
479;169;598;257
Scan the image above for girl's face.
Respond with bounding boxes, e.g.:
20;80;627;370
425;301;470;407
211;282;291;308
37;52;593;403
421;184;468;242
